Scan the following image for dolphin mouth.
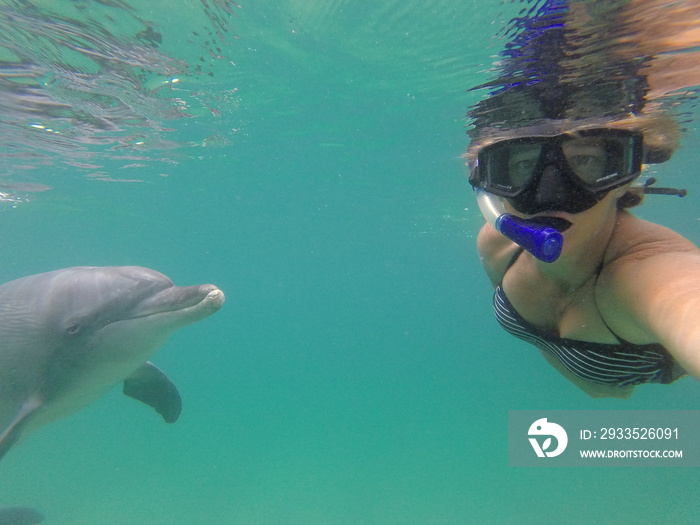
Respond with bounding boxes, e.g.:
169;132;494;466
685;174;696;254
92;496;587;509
129;285;225;320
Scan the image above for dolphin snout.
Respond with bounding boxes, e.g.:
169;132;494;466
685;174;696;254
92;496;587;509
134;283;225;319
202;286;225;311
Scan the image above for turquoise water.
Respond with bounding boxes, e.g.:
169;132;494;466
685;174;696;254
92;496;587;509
1;1;699;523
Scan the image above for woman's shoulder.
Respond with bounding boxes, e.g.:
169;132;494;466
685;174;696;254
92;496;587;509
605;212;697;264
597;212;699;342
476;223;520;287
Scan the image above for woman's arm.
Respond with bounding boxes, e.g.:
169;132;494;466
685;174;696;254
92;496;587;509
600;246;700;380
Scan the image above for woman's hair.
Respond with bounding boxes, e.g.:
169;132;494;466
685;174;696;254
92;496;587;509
609;114;682;209
617;188;645;209
465;0;695;210
465;0;692;173
607;113;681;164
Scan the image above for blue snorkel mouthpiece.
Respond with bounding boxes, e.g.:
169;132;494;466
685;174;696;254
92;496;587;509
475;189;563;263
494;213;563;263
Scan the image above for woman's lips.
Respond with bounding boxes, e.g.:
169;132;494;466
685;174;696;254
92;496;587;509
527;216;573;231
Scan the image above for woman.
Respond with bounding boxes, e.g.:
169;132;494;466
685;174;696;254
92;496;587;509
467;117;699;398
466;1;700;398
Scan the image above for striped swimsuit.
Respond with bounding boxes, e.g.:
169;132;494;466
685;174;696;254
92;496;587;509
493;255;684;386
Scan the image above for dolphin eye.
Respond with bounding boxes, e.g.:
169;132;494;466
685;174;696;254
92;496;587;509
65;321;82;335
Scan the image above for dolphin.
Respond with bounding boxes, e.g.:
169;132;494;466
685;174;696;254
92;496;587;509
0;266;225;523
0;266;224;460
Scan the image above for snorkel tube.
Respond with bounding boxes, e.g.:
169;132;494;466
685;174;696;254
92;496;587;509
475;189;563;263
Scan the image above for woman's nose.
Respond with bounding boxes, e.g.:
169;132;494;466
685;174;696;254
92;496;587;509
534;164;568;205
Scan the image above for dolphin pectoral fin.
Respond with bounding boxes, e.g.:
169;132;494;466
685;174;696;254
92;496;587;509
0;506;44;525
122;362;182;424
0;396;42;462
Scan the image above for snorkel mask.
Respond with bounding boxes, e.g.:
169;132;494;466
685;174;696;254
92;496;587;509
476;128;644;215
468;124;684;262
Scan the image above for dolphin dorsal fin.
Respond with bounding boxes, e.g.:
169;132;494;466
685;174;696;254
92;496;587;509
122;362;182;423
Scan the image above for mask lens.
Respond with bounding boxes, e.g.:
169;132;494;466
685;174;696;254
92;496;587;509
475;138;544;196
562;134;638;188
561;137;608;184
472;129;642;196
507;143;543;189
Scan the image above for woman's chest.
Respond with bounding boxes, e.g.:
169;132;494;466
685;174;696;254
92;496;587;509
501;272;619;343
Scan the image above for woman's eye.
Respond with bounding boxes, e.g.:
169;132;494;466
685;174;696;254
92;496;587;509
510;157;538;174
570;155;593;165
569;155;604;170
516;159;536;169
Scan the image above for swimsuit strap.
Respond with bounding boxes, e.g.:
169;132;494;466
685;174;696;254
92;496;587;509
504;247;526;274
592;259;628;345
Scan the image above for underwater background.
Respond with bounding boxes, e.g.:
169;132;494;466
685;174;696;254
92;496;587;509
0;1;699;523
